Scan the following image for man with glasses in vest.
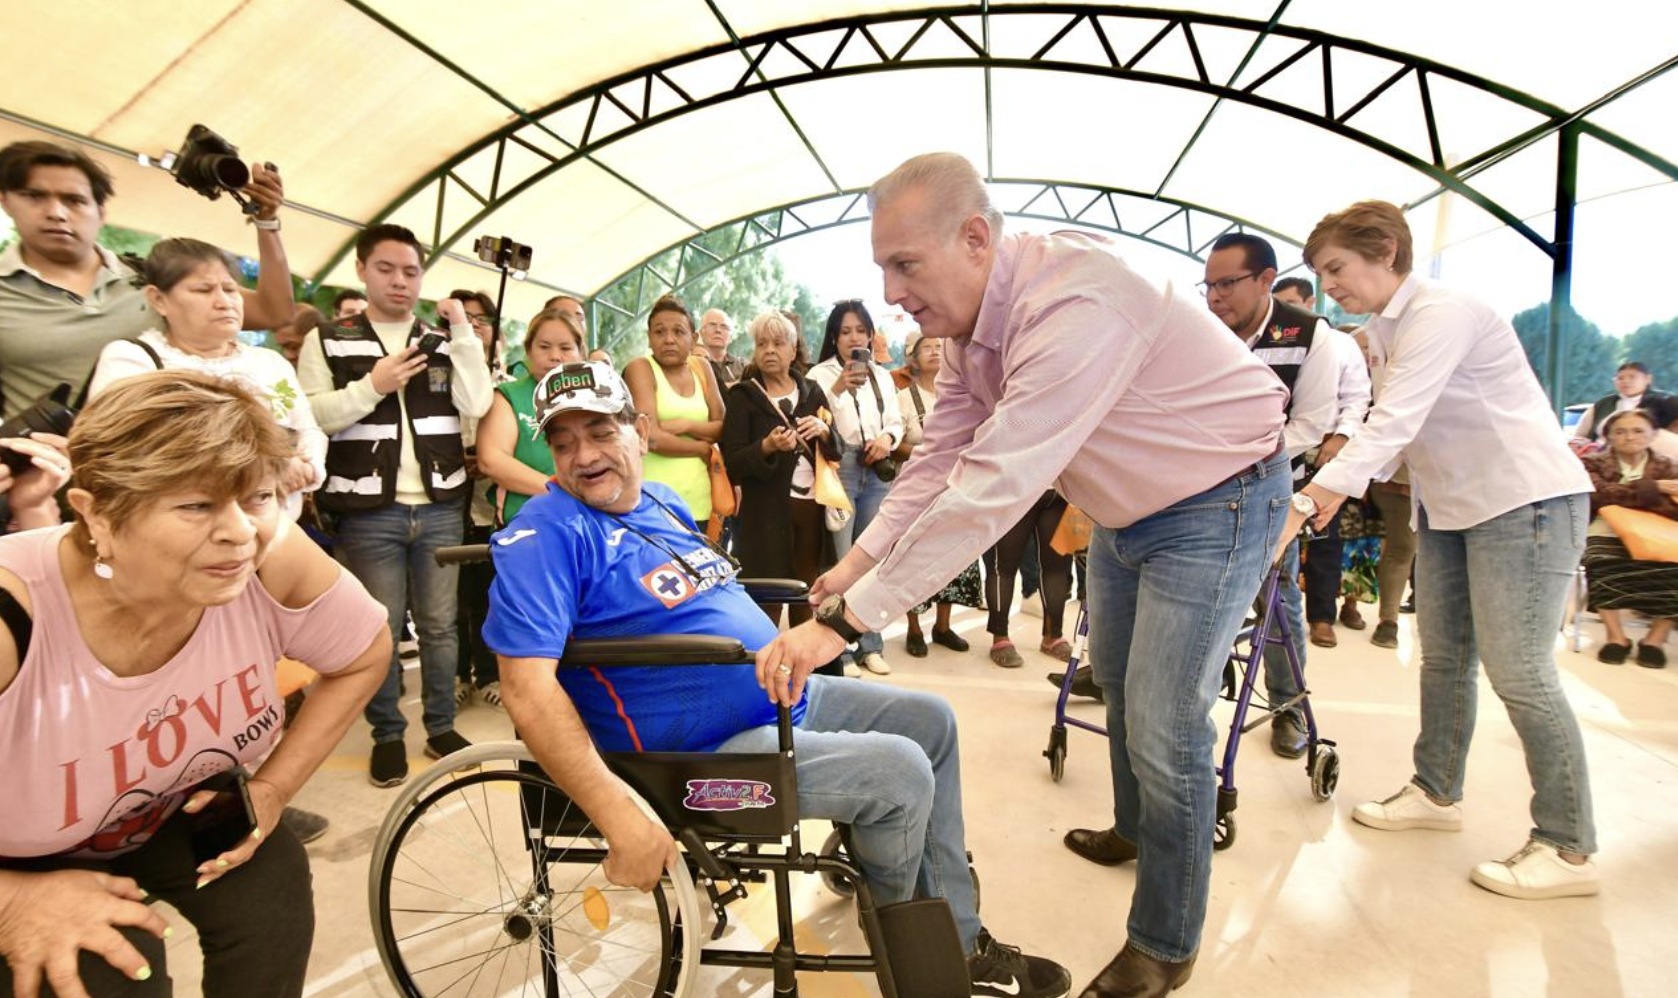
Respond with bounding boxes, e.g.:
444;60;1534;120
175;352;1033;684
298;223;495;787
1199;233;1364;756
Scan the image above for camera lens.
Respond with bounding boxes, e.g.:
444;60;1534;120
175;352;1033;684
203;154;249;191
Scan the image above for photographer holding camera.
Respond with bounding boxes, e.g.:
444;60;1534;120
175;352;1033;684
0;139;295;420
807;300;904;676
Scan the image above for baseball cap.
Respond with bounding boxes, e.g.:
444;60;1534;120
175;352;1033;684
533;360;635;433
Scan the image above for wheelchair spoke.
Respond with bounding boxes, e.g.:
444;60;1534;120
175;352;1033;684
395;904;512;944
408;938;526;980
391;872;485;910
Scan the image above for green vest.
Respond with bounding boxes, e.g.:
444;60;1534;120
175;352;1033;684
493;374;556;525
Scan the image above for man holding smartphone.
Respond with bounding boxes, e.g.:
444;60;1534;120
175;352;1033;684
297;223;495;787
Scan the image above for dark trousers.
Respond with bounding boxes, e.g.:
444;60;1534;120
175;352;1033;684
757;498;821;631
456;522;499;687
1303;504;1344;623
0;811;314;998
983;492;1072;640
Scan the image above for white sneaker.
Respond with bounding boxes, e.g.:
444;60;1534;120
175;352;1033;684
860;652;892;675
1351;783;1463;832
843;661;864;678
1470;840;1600;900
478;680;503;709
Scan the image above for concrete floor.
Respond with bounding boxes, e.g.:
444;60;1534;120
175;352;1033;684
154;601;1678;998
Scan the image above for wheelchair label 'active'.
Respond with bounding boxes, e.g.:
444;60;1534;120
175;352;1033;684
683;778;777;811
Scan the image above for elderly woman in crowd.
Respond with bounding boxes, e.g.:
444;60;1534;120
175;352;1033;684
720;312;836;628
1297;200;1598;900
88;238;326;521
0;372;388;998
807;300;903;675
896;331;977;658
1580;408;1678;668
624;294;725;532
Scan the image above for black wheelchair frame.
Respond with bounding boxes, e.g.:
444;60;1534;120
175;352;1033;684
368;544;971;998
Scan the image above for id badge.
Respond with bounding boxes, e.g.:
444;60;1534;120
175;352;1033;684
427;366;452;394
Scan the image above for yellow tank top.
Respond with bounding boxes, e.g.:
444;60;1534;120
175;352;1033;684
643;357;714;520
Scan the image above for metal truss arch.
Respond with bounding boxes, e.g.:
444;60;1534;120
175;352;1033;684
312;3;1678;290
588;180;1301;350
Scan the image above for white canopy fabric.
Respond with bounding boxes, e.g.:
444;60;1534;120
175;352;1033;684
3;1;1674;323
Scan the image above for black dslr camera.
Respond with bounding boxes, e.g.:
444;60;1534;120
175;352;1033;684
169;124;259;215
0;384;77;477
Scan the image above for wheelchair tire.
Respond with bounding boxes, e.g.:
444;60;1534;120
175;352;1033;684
1213;813;1236;851
819;829;982;913
368;742;701;998
1310;744;1340;802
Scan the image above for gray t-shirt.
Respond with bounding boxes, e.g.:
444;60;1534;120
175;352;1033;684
0;243;155;417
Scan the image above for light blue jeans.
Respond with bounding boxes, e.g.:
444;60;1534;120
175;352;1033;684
1262;537;1306;718
335;499;465;744
715;676;982;952
1412;494;1596;854
829;450;893;656
1086;452;1288;963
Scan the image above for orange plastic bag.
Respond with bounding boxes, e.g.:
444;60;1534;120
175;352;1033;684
1598;505;1678;563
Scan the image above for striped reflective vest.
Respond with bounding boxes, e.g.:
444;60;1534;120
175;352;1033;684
316;314;468;512
1249;296;1321;483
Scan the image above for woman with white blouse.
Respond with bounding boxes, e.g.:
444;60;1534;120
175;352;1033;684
1292;201;1597;901
89;238;326;521
807;301;904;675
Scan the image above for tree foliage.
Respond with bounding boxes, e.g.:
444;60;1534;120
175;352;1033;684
1619;317;1678;390
1511;302;1621;405
590;216;824;364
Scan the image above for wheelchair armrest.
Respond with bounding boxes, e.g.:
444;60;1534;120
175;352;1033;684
559;635;752;667
435;544;491;565
740;578;809;604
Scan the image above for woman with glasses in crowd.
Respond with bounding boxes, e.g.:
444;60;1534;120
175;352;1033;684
896;331;978;658
720;312;836;631
623;294;726;532
1579;407;1678;668
807;300;904;675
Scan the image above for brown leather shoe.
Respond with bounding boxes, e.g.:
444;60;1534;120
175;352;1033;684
1076;944;1195;997
1063;826;1137;866
1309;621;1337;648
1338;599;1366;630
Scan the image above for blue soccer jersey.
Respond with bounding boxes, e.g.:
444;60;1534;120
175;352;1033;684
482;481;800;752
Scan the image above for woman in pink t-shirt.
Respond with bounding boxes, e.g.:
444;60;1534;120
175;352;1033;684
0;372;389;998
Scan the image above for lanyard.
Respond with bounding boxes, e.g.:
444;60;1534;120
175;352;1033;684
602;493;740;586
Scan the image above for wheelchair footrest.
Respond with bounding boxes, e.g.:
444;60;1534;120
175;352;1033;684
875;899;970;998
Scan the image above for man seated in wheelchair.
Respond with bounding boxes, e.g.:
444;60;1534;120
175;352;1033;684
481;360;1071;998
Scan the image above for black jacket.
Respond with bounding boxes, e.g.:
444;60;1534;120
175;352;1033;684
721;374;839;579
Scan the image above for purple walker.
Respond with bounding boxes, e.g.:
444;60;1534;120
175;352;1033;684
1044;559;1340;850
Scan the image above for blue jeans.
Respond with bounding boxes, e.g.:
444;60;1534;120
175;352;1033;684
1413;495;1596;854
716;676;982;952
830;451;893;656
1086;452;1288;962
335;499;465;744
1262;538;1306;718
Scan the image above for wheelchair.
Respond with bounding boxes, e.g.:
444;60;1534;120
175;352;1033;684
1045;556;1340;850
368;545;974;998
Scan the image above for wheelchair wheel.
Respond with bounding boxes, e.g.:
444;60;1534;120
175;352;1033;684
1045;725;1067;782
369;742;701;998
1213;813;1236;851
819;829;982;912
1310;744;1340;803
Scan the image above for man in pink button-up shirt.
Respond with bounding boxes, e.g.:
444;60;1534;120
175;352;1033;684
757;153;1289;996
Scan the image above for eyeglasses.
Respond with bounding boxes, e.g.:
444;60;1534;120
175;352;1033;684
464;312;494;327
1197;272;1260;299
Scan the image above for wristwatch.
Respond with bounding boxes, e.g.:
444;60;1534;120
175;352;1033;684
1290;493;1318;517
814;594;863;644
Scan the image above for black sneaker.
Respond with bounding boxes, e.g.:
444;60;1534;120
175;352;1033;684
280;806;330;844
369;740;409;788
425;729;472;760
969;928;1071;998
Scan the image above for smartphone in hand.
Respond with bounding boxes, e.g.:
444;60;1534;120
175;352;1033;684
187;765;257;866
